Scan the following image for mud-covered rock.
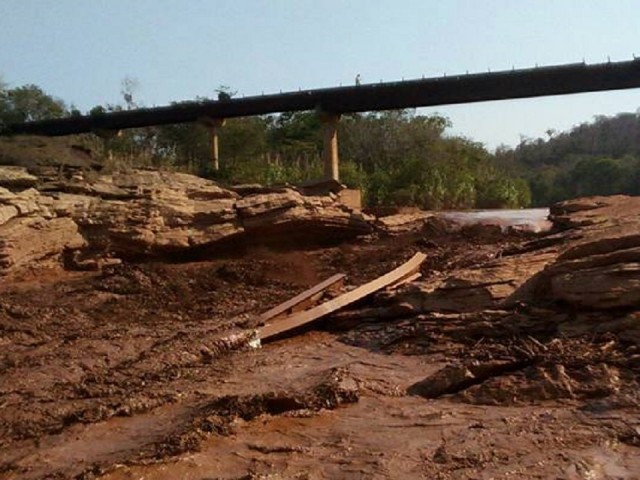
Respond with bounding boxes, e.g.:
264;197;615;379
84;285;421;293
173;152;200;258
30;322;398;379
375;211;433;235
460;363;628;405
0;167;370;274
541;196;640;309
398;252;556;313
396;195;640;312
408;359;528;399
549;261;640;309
0;216;85;272
238;189;372;237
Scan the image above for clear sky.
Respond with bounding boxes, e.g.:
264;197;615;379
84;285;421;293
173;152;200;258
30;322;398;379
1;0;639;149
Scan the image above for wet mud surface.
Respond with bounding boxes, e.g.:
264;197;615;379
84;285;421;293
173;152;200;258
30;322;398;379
1;226;640;479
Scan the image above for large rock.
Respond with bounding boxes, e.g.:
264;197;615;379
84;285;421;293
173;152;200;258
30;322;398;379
548;259;640;309
0;167;371;274
543;196;640;309
397;195;640;313
398;251;556;313
0;216;85;273
374;211;433;235
237;189;371;239
0;166;38;190
74;179;242;254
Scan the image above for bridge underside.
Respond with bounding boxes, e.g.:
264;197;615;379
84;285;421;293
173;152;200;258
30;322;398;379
4;59;640;181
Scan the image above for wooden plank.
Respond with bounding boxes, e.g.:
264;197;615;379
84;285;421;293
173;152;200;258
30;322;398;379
257;274;346;324
258;252;426;342
387;271;422;290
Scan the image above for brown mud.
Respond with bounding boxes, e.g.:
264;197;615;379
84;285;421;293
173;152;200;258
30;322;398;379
1;222;639;479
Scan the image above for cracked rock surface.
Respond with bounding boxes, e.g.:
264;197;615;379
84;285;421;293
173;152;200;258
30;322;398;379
0;166;371;275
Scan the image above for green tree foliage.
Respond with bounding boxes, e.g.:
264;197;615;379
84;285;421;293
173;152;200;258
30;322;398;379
128;107;528;209
495;111;640;206
1;78;531;209
0;83;67;126
340;111;529;209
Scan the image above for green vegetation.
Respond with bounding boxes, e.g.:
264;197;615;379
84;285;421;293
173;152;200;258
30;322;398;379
0;81;67;126
92;109;531;210
5;77;640;209
494;112;640;206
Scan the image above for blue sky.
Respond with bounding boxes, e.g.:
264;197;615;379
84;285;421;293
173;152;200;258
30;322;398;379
1;0;639;148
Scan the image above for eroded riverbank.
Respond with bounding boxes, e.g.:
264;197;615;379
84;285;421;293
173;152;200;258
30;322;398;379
2;167;640;479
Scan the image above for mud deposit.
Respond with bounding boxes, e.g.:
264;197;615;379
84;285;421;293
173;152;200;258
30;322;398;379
2;220;640;479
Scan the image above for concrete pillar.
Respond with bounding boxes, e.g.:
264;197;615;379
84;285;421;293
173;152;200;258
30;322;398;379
210;125;220;171
205;118;225;171
320;113;341;181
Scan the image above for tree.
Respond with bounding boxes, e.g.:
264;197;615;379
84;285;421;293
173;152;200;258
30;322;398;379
497;111;640;206
120;76;140;110
0;77;533;210
0;79;9;131
215;85;237;101
0;84;67;124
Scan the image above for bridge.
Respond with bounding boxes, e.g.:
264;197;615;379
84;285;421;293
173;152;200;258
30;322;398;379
3;59;640;180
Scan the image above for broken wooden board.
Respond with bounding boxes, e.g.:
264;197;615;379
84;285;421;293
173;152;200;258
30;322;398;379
257;273;346;324
387;272;422;290
258;252;426;342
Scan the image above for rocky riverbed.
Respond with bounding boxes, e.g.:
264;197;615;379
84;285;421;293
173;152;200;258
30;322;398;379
1;166;640;479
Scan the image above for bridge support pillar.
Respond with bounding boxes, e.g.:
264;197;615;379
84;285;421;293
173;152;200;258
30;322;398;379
320;113;341;181
199;117;226;171
208;118;225;171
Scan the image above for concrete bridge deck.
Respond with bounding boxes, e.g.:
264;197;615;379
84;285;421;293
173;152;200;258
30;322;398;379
4;59;640;180
4;59;640;137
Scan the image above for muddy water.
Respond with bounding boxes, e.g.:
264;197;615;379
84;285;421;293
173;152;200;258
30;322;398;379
439;208;552;232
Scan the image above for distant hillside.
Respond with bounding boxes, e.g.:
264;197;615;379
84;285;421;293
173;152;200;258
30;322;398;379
493;111;640;206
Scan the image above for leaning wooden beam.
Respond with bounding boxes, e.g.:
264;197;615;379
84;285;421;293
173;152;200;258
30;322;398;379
258;252;426;342
257;273;346;324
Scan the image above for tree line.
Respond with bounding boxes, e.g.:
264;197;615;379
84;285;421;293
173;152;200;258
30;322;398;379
4;77;639;209
494;111;640;206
